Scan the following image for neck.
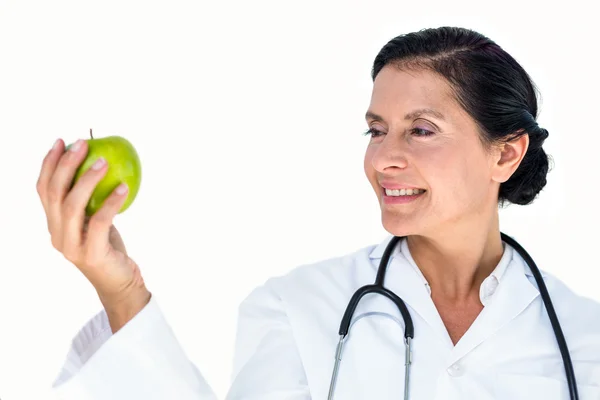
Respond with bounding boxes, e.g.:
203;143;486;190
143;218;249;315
406;210;504;303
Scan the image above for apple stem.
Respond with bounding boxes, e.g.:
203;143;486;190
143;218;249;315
90;128;93;139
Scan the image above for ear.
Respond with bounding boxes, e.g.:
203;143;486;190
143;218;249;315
491;132;529;183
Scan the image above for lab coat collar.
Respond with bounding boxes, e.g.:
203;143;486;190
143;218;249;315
447;251;541;365
367;235;456;347
367;234;545;364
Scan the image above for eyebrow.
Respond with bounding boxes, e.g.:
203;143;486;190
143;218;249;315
365;108;446;122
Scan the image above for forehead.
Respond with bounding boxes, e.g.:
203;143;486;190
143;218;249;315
368;65;461;120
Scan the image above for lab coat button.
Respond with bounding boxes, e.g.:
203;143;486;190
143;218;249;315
447;363;464;377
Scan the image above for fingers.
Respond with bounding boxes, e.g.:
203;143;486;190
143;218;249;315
85;183;129;262
62;157;109;256
37;137;130;273
36;139;64;213
46;139;89;238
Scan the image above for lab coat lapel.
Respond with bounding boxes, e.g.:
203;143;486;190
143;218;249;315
447;254;540;365
369;236;454;348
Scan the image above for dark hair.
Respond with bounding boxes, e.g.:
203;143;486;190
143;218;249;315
371;26;551;206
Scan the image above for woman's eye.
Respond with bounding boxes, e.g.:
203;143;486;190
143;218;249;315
411;128;434;137
364;127;434;138
364;128;385;137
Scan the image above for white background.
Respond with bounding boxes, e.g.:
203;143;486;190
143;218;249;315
0;0;598;399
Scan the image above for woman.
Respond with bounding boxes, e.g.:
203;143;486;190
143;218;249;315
37;26;600;399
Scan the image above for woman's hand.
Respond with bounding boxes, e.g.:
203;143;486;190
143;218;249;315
37;138;151;332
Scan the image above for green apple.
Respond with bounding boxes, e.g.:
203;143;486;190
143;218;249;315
66;131;142;216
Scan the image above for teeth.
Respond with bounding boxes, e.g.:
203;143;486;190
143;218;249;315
385;188;425;196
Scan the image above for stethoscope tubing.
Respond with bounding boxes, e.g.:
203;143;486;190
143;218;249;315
327;233;579;400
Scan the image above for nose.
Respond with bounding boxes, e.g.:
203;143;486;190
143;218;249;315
370;134;409;173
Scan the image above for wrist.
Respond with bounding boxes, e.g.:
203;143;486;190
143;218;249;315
99;286;152;333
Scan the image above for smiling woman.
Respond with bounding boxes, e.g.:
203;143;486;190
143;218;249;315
362;35;550;282
361;30;552;350
42;26;600;400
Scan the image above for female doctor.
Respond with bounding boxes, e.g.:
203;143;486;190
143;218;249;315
37;26;600;400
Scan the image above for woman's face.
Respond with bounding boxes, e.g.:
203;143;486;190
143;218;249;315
364;65;503;237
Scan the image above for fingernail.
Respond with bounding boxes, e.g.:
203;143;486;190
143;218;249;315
52;139;61;150
115;183;128;195
69;139;84;152
91;157;106;170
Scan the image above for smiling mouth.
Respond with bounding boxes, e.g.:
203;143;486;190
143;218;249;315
383;188;426;197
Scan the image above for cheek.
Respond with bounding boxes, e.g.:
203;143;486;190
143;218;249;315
432;151;491;213
363;145;376;181
418;147;481;208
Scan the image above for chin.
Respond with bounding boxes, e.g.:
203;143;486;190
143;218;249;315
380;212;420;238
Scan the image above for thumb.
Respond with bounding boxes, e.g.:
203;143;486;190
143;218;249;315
108;225;128;256
85;183;129;262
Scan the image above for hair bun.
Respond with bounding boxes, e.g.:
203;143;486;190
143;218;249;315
535;126;549;144
500;144;550;205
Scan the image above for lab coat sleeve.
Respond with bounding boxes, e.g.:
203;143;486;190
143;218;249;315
51;294;218;400
51;280;311;400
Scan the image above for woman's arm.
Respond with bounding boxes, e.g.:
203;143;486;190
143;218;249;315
51;294;218;400
51;281;311;400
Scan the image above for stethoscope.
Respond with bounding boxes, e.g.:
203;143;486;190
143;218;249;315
327;232;579;400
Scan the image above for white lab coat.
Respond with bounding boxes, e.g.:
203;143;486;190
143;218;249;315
50;235;600;399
